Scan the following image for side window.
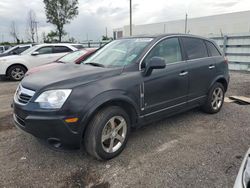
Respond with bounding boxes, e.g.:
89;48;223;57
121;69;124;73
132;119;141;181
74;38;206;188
36;47;53;55
182;38;208;60
145;37;182;64
53;46;72;53
205;41;221;57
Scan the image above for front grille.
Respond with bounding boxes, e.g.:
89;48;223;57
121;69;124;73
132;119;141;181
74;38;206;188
15;85;35;105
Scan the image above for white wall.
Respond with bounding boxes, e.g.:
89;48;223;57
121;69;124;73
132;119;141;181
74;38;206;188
115;11;250;38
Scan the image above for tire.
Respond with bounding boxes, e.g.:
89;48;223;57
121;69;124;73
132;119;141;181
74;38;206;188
84;106;130;160
202;82;225;114
7;65;27;81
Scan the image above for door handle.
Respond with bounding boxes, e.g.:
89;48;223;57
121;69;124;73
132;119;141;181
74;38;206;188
179;71;188;76
209;65;215;69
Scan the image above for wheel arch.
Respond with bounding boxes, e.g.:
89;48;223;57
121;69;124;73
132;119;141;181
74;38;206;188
210;76;228;92
6;63;28;76
80;95;140;139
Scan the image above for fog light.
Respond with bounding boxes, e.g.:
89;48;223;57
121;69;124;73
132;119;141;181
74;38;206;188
65;117;79;123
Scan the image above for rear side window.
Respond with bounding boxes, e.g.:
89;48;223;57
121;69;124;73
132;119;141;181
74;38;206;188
53;46;72;53
182;38;208;60
72;45;84;49
36;47;53;54
205;41;221;57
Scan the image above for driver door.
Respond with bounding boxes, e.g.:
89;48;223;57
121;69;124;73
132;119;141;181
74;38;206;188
141;37;189;116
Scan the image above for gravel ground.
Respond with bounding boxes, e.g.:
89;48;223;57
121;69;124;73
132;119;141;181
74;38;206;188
0;71;250;188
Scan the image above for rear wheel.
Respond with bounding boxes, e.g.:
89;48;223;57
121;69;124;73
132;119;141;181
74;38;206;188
202;82;225;114
7;65;27;81
84;106;130;160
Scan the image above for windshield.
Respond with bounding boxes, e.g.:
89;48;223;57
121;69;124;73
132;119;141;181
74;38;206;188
58;50;88;63
21;45;37;55
83;38;153;68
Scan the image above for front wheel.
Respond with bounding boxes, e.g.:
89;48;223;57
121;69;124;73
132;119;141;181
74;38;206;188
7;65;27;81
202;82;225;114
84;106;130;160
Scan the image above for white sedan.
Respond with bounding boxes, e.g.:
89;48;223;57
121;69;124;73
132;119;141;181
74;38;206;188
0;43;83;81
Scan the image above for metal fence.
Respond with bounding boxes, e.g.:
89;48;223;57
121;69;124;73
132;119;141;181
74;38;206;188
80;40;111;48
210;34;250;71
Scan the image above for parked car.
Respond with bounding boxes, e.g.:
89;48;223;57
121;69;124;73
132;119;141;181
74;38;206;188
25;48;97;76
0;44;35;57
13;34;229;160
0;43;83;81
0;46;11;53
234;148;250;188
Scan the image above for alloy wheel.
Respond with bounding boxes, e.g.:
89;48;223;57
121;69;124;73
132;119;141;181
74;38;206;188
211;87;223;110
101;116;127;153
11;68;25;80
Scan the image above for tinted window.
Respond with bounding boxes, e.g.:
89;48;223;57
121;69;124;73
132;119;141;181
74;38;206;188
182;38;208;60
36;47;53;54
53;46;72;53
72;45;84;49
145;37;182;64
205;41;221;57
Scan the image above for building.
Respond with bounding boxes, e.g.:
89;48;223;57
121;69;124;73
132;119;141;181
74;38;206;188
113;10;250;38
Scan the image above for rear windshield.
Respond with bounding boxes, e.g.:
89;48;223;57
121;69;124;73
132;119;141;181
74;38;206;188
58;50;88;63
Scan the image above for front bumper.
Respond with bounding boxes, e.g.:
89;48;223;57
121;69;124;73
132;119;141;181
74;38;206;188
13;102;82;150
234;148;250;188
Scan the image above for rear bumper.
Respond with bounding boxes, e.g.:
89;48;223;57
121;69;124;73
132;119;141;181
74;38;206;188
13;103;82;150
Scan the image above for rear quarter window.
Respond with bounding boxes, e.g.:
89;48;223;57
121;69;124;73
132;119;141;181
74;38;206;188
182;37;208;60
53;46;72;53
205;41;221;57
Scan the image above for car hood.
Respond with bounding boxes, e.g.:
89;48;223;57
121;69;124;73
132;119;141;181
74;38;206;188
21;63;123;91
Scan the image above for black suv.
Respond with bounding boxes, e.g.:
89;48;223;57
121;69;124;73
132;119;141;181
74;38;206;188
13;34;229;160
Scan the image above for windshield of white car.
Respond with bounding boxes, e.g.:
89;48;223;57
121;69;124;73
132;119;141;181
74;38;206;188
82;38;153;68
58;50;88;63
21;46;37;55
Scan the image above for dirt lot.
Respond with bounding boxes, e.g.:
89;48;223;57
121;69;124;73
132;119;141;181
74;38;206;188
0;71;250;188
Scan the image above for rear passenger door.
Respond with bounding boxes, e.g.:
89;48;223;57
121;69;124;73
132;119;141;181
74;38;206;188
181;37;216;104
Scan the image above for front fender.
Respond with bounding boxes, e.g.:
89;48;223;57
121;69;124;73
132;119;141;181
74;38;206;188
79;89;140;133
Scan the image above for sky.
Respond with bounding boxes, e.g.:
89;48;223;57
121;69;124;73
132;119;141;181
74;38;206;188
0;0;250;42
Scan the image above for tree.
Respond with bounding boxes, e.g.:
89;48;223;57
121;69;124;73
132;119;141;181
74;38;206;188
26;10;38;43
43;0;79;42
10;21;20;44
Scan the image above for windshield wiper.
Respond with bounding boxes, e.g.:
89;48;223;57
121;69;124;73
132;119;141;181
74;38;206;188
85;62;105;68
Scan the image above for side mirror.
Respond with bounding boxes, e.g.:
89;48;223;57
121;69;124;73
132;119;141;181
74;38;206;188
31;51;39;56
143;56;166;76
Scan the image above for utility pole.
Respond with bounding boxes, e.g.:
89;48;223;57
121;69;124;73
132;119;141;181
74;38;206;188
185;13;188;34
105;27;108;38
129;0;132;36
34;21;39;43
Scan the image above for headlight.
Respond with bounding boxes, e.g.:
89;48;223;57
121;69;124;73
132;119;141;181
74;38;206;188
35;89;72;109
